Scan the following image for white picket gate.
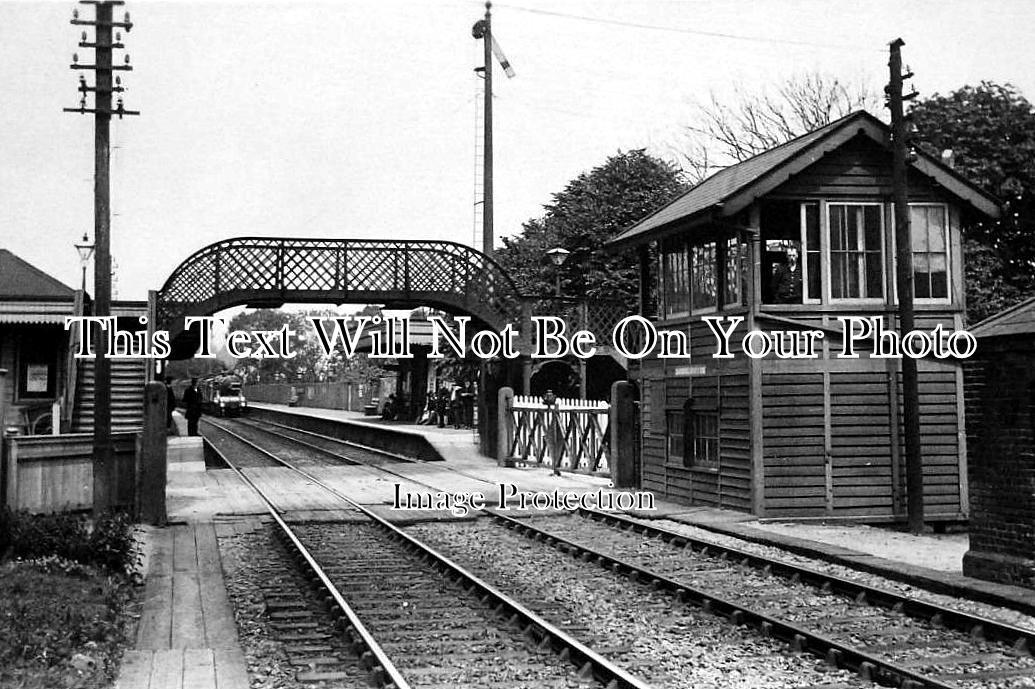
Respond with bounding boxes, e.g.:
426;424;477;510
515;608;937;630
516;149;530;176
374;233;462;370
506;395;610;475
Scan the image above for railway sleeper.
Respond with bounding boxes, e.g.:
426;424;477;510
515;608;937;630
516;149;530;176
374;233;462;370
495;514;971;689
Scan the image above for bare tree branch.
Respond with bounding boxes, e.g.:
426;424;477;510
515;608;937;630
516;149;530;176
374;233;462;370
673;71;881;176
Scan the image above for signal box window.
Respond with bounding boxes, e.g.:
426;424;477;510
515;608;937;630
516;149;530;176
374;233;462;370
691;241;718;311
666;411;684;464
829;203;884;300
761;200;806;304
660;238;689;318
681;398;718;468
910;204;949;300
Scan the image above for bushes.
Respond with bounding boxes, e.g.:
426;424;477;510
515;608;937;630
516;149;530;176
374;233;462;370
88;512;139;574
0;508;139;575
0;561;133;688
0;505;10;555
0;510;139;688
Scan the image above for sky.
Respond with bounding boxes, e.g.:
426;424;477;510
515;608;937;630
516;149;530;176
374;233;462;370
2;0;1034;301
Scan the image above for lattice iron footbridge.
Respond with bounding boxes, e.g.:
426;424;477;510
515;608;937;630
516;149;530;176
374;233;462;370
155;237;633;361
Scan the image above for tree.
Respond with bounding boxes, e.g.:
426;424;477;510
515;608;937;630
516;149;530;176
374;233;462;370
319;304;387;385
163;357;225;382
678;71;880;179
225;309;328;383
909;82;1035;322
495;149;686;305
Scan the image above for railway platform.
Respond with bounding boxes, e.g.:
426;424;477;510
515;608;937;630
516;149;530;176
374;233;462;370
118;405;1035;688
175;402;1035;615
115;522;249;689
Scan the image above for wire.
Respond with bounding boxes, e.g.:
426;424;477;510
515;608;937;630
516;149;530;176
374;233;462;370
497;3;884;53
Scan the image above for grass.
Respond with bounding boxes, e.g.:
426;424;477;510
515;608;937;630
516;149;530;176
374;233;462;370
0;558;135;689
0;509;140;689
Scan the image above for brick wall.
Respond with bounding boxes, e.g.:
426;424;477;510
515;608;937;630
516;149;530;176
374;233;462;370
963;339;1035;589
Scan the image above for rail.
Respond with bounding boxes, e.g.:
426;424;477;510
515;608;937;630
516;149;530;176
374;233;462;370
489;510;955;689
204;418;651;689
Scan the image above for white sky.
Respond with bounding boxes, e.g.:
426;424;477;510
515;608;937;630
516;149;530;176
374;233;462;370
2;0;1033;301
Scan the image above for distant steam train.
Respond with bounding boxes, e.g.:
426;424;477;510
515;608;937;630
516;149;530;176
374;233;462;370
199;374;248;417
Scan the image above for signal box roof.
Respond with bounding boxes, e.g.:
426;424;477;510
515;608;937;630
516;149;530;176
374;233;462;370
607;110;1001;248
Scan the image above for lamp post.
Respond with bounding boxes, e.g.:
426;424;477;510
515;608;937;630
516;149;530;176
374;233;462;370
545;247;586;399
546;247;570;297
75;233;95;292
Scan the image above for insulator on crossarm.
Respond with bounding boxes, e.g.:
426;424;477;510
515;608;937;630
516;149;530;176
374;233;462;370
73;53;78;63
125;54;131;65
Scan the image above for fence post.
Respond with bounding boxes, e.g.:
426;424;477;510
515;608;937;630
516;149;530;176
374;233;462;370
610;380;638;488
0;368;12;508
479;364;500;459
139;381;168;525
497;386;514;466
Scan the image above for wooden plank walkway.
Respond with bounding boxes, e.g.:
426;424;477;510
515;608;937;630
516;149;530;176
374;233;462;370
115;523;249;689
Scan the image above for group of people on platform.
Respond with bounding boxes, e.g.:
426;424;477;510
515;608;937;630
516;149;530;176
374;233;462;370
380;383;475;429
162;376;202;437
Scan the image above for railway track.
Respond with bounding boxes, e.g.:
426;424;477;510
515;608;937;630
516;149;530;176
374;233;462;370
203;416;652;689
233;416;417;464
490;511;1035;689
201;416;360;468
201;417;282;468
204;414;1035;688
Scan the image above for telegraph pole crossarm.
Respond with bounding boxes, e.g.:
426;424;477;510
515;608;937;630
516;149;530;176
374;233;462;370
64;0;139;517
887;37;925;535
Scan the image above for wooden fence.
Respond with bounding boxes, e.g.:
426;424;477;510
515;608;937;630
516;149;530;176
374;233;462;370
244;381;380;412
2;432;137;513
505;395;610;475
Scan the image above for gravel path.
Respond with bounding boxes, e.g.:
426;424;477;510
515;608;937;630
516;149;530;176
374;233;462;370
745;521;968;573
407;520;867;689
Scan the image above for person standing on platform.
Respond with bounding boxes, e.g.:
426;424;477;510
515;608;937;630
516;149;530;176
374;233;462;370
435;386;449;428
461;381;475;429
164;377;178;435
450;385;463;430
183;377;203;436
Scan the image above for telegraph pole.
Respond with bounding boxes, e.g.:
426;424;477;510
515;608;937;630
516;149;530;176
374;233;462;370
473;2;494;257
65;1;138;517
887;38;924;534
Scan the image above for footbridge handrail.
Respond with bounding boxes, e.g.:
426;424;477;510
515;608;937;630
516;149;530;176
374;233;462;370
157;237;525;333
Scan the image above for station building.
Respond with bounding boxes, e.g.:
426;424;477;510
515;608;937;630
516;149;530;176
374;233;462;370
607;110;1000;520
0;248;147;436
0;249;79;435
